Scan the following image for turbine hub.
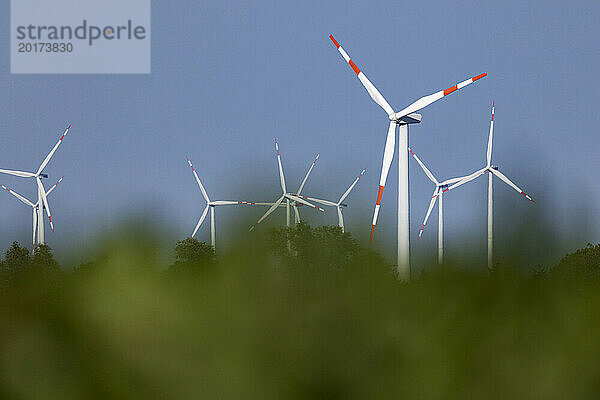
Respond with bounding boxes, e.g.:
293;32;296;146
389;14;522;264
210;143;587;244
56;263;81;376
390;113;422;125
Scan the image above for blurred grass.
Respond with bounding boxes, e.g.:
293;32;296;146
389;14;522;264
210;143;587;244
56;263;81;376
1;226;600;399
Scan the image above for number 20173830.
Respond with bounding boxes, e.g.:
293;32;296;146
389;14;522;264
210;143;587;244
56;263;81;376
17;42;73;53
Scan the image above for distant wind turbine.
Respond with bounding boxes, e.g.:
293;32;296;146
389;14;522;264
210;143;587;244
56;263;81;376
303;168;367;232
1;177;63;248
438;103;535;268
0;124;71;244
249;139;325;231
186;156;273;249
408;147;470;264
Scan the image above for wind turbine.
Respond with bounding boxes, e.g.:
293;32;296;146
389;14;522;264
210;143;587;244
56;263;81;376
1;177;63;248
249;139;325;231
408;147;470;264
438;103;535;268
291;152;320;225
303;168;367;232
329;35;486;279
0;124;71;244
186;156;275;249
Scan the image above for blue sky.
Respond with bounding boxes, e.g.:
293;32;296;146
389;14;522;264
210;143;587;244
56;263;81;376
0;0;599;268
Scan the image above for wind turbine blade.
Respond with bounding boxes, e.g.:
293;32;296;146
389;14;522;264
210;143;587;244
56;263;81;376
486;102;495;167
329;35;395;116
418;188;439;238
287;194;326;212
0;169;36;178
250;195;285;231
192;205;210;237
1;185;35;207
338;168;366;204
211;200;250;206
441;168;487;194
293;205;300;224
37;178;54;232
45;176;64;197
275;139;286;194
337;207;344;231
490;168;535;203
370;121;396;242
303;197;337;207
393;73;487;120
238;202;286;207
297;152;320;195
439;176;469;186
37;124;71;176
186;157;210;203
408;147;438;184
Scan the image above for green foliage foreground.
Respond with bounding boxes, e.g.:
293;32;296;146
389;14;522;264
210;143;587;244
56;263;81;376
1;226;600;399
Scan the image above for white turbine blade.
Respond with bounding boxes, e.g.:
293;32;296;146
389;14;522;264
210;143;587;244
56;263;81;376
408;147;438;184
338;168;366;204
486;102;495;167
490;168;536;203
337;207;344;230
329;35;395;116
211;200;251;206
37;124;71;176
250;195;285;231
393;73;487;120
440;168;487;194
370;121;396;242
418;188;439;238
1;185;35;207
186;157;210;203
303;196;337;207
238;201;285;207
192;205;210;237
0;169;36;178
37;178;54;232
293;205;300;224
439;176;469;186
45;176;64;197
287;194;326;213
274;139;286;194
297;153;320;195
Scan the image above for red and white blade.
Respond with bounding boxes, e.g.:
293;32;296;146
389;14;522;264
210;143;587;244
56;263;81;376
186;157;210;203
393;73;487;120
192;205;210;237
297;152;320;195
370;122;396;242
486;102;495;167
1;185;35;207
37;124;71;176
490;168;535;203
338;167;366;204
419;187;439;238
329;35;394;116
408;147;438;185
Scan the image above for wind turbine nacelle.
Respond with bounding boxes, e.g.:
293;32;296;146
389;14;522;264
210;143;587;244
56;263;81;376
40;174;49;178
340;203;348;208
491;166;499;171
392;113;422;125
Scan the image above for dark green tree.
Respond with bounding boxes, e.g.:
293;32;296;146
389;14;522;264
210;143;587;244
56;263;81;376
31;244;60;272
169;237;215;273
268;222;366;271
552;243;600;279
1;241;31;283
